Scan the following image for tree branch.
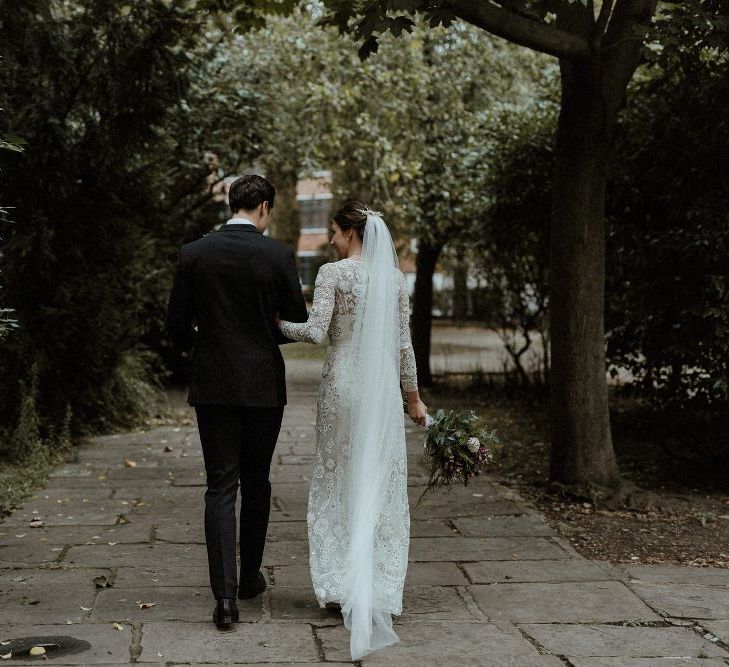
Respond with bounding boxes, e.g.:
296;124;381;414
447;0;590;60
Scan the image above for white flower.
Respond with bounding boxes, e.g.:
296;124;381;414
467;437;481;453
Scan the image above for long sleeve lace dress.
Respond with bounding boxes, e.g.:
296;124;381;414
279;257;417;613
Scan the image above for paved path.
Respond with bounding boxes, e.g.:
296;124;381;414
1;370;728;665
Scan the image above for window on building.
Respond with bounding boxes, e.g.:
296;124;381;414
297;194;333;233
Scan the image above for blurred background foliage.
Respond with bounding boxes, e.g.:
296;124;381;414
0;0;727;478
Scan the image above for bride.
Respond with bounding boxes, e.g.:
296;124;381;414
277;201;427;660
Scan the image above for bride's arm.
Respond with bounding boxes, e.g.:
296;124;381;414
279;263;337;344
398;273;427;425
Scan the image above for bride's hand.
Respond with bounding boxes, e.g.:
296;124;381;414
406;392;427;426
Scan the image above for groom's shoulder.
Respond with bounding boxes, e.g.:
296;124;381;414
180;230;294;260
261;235;296;257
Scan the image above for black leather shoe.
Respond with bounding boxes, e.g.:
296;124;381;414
213;598;239;630
238;571;267;599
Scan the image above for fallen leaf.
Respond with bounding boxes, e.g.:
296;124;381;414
112;623;124;631
29;519;44;528
124;459;137;468
65;620;72;624
107;542;118;546
136;601;157;609
157;651;163;657
29;646;46;656
15;534;26;538
93;575;112;589
163;445;173;453
80;606;92;611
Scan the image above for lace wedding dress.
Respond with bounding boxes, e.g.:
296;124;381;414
279;247;417;659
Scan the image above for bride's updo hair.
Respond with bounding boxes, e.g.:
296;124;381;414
333;200;369;241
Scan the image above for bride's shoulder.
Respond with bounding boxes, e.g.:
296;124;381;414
314;261;340;285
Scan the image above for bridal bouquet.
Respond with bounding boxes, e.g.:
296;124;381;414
418;409;500;503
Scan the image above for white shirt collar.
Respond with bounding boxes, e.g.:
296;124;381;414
225;217;257;228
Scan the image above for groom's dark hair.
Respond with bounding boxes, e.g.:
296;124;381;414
228;175;275;213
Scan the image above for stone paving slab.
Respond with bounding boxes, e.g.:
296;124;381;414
21;487;115;502
4;376;729;665
1;500;128;527
623;565;729;587
409;536;570;561
268;585;475;623
704;620;729;643
113;565;210;588
137;622;320;663
0;540;67;566
111;485;199;502
520;623;727;657
471;581;660;623
0;623;133;664
409;518;459;537
452;515;554;537
568;660;729;667
261;540;309;566
0;522;153;551
153;522;203;543
404;561;470;586
317;621;543;664
63;543;207;568
269;465;314;483
269;561;469;588
92;587;262;622
627;582;729;619
265;521;308;542
409;487;525;520
464;559;615;584
0;568;108;624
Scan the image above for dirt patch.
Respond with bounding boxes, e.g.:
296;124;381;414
423;378;729;568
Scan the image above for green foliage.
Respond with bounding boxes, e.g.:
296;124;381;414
9;364;45;462
0;307;19;339
473;90;558;386
197;0;299;32
606;17;729;413
0;454;53;518
0;1;247;451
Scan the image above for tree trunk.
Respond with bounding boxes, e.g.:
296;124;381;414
548;58;621;489
267;168;300;250
547;0;657;492
412;239;442;387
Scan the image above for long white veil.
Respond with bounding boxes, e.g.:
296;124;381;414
340;209;402;660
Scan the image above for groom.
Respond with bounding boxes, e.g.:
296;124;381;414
166;174;307;629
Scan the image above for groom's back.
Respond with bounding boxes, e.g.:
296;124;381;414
169;225;306;407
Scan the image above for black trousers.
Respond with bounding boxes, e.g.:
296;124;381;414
194;404;284;599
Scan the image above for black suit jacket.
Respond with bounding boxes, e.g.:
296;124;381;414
166;224;308;407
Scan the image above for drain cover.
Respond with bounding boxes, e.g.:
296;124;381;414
2;636;91;659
